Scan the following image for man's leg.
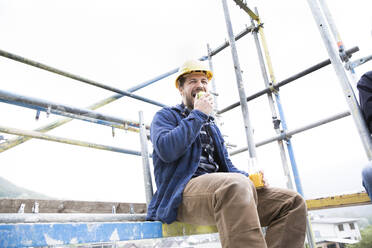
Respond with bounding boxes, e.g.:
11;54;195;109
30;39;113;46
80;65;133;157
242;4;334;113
257;187;307;248
362;161;372;202
177;172;267;248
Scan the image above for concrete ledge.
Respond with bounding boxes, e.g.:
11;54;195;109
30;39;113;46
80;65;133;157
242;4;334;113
0;199;146;214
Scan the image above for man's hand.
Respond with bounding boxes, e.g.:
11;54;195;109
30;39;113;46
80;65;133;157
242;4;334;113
194;93;214;116
260;170;269;187
249;170;268;188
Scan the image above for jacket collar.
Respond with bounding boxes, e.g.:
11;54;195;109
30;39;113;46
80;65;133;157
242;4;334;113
172;103;190;117
173;103;215;121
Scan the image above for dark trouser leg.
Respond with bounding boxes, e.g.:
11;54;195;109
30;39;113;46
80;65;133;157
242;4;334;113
257;187;307;248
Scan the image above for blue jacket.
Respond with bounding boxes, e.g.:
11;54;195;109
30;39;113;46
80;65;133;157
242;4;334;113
146;104;248;224
357;71;372;133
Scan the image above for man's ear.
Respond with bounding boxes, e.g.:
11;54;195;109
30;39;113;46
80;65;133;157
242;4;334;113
178;87;184;96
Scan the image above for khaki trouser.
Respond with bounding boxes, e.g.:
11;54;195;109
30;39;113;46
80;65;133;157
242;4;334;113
177;173;307;248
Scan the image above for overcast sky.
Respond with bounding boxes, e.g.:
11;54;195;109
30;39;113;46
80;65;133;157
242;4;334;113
0;0;371;203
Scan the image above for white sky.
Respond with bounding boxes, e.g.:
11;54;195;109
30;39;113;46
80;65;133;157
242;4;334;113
0;0;371;203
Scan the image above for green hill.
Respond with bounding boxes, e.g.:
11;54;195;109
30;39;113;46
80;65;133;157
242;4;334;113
0;176;52;199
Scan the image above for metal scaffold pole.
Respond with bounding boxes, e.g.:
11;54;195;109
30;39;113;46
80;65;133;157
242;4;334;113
0;89;144;131
306;0;372;160
250;16;294;190
207;44;220;121
0;125;143;156
0;49;167;108
230;110;351;155
139;111;154;206
253;8;304;195
252;7;316;247
221;0;257;161
317;0;360;89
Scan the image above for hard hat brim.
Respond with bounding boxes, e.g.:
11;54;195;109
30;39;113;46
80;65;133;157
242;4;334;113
175;70;213;88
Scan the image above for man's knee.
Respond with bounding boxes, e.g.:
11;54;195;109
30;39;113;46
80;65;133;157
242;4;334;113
284;190;307;225
294;191;307;212
215;173;256;205
278;188;307;213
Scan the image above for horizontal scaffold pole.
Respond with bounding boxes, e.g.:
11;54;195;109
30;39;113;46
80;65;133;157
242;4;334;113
206;25;254;58
0;49;167;108
232;0;259;21
306;192;371;210
0;70;175;153
218;46;359;114
0;125;144;156
230;110;350;156
0;213;147;223
0;89;148;131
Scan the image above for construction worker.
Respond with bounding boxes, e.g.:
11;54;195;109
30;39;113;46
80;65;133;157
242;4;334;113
357;71;372;202
146;59;307;248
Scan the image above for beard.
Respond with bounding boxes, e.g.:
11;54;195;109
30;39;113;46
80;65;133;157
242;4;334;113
181;86;204;110
184;94;195;110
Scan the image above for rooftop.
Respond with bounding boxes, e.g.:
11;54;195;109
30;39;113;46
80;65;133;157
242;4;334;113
312;217;360;224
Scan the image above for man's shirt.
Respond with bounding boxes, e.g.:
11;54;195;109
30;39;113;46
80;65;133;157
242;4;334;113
180;103;219;177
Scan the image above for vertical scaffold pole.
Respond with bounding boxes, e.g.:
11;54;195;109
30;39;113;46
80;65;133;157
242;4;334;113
306;0;372;160
318;0;360;87
139;111;153;206
250;18;294;190
207;43;220;121
254;8;316;248
254;8;304;195
221;0;257;161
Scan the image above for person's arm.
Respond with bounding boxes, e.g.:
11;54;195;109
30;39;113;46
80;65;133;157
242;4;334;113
151;108;208;163
357;72;372;132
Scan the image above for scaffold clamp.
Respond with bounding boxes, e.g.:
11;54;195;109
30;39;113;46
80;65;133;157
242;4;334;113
252;23;264;33
345;54;372;71
35;110;41;120
268;83;279;94
273;118;281;130
46;105;51;118
280;131;291;142
338;48;349;63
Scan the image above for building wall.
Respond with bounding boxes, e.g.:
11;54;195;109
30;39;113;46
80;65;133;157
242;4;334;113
313;223;337;238
334;222;361;240
313;220;362;248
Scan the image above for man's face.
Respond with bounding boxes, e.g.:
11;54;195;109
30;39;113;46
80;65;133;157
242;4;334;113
179;72;209;109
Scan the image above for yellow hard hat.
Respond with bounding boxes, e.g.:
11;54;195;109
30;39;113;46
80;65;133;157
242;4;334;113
175;60;213;88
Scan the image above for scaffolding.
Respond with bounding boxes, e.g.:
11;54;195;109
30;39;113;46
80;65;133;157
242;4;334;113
0;0;371;247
